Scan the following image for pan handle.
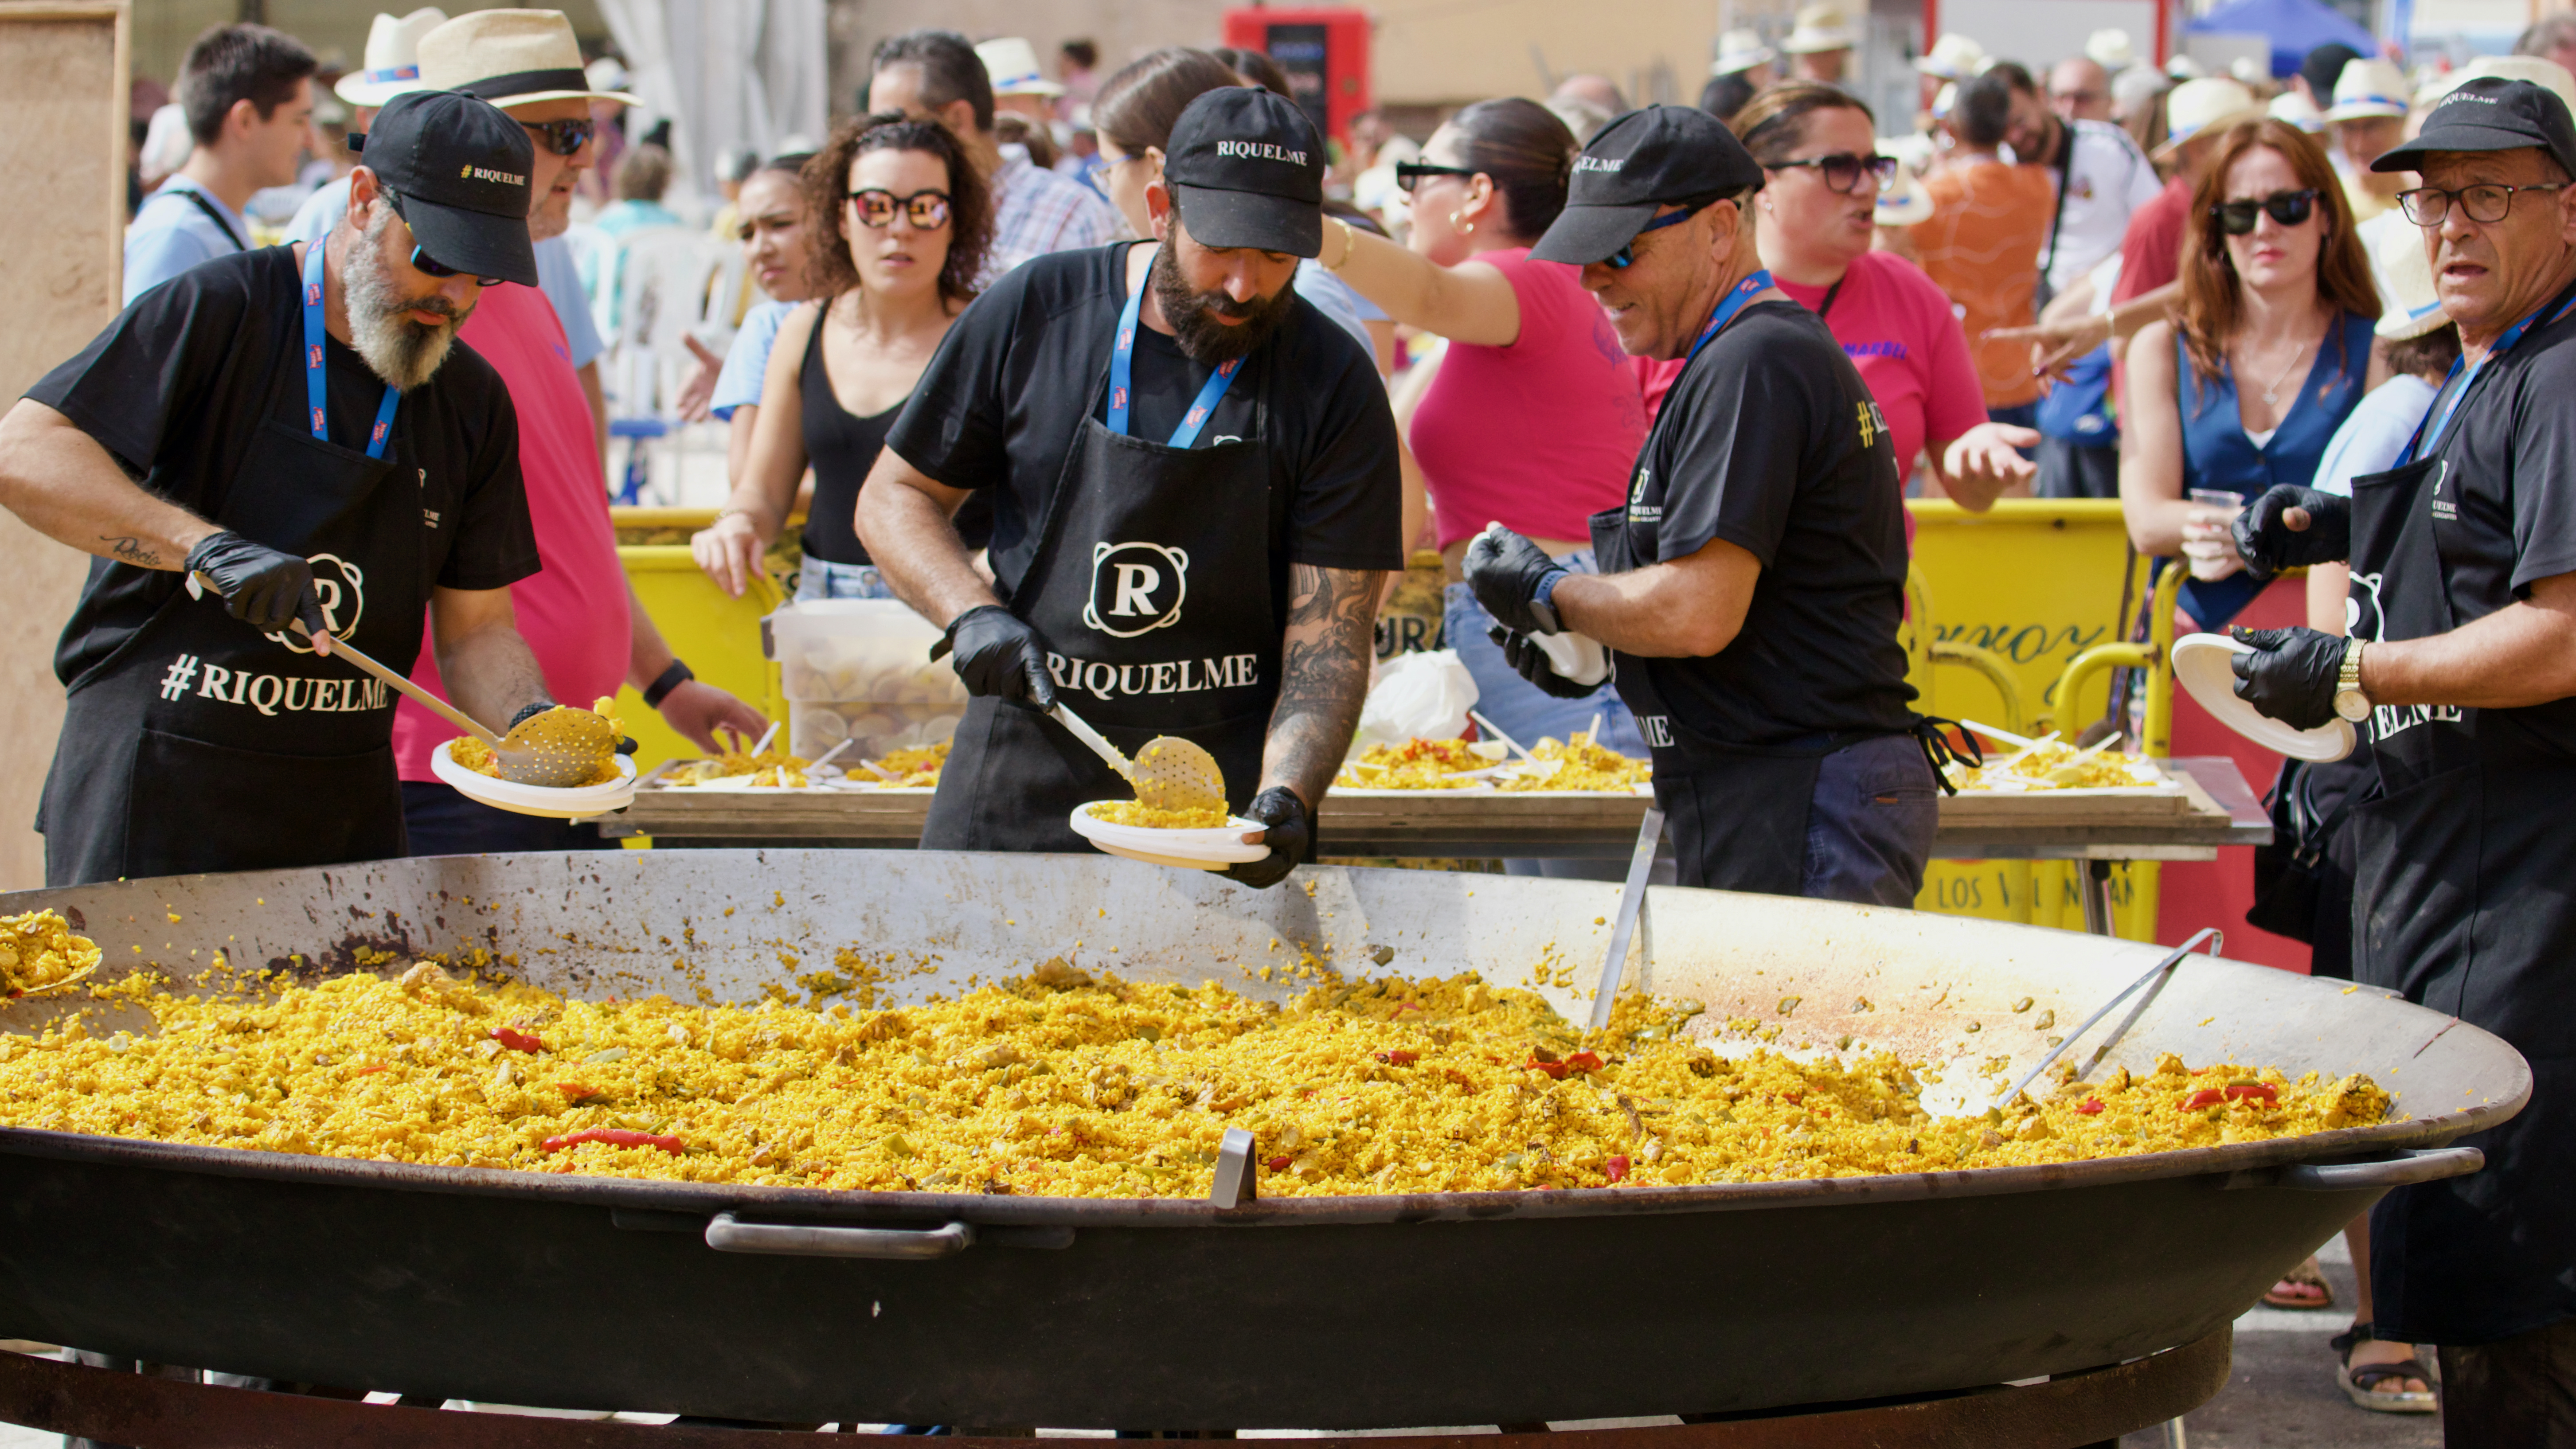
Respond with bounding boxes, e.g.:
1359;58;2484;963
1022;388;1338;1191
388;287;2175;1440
2222;1146;2483;1192
704;1212;976;1259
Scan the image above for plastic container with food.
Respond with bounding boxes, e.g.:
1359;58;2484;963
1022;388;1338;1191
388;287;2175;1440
764;600;969;764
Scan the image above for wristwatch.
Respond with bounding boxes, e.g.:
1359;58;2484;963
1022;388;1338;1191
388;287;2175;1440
2333;638;2371;723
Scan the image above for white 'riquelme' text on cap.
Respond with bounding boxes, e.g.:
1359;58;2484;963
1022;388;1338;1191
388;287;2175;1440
1212;140;1309;165
1574;156;1626;172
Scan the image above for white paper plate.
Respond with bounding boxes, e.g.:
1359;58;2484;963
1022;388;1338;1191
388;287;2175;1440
2170;633;2355;762
430;740;637;818
1068;803;1268;871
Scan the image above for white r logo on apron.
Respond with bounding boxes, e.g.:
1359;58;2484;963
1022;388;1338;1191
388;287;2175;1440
1083;541;1190;638
266;553;367;654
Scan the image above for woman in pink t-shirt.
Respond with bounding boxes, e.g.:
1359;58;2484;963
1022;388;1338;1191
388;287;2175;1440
1731;82;2035;508
1325;98;1651;786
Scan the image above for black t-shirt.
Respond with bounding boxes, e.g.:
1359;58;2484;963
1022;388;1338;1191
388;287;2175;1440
1615;301;1916;750
25;246;537;687
884;242;1402;596
2383;290;2576;764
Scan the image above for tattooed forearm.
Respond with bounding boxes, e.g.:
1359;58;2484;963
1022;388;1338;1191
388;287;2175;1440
101;535;159;567
1262;563;1385;808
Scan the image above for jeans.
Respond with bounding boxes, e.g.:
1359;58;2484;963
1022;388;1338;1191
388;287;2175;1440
2037;437;2119;499
1801;732;1938;907
795;556;898;601
403;781;615;856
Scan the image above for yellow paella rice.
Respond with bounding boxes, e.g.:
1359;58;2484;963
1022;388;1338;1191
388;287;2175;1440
1335;737;1498;790
1087;801;1233;830
862;740;948;787
0;911;99;996
452;698;627;786
1499;732;1652;792
672;744;808;787
1945;735;2165;792
0;951;2386;1198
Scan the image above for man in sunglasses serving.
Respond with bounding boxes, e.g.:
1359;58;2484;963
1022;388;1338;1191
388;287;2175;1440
2228;77;2576;1433
0;91;567;885
1465;106;1953;906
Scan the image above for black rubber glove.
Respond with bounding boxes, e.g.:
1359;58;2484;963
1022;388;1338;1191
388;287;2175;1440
508;700;564;730
932;605;1056;709
2228;626;2344;730
1462;524;1569;636
1224;785;1309;890
1489;624;1599;699
2232;485;2352;580
185;531;326;637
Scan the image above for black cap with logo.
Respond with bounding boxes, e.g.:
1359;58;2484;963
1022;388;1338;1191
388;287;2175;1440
1530;105;1767;266
351;89;541;286
1163;86;1327;258
2374;76;2576;182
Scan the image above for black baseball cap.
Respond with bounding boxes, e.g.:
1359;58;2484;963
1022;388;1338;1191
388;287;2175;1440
351;90;540;286
1530;105;1766;266
2374;76;2576;182
1163;87;1326;258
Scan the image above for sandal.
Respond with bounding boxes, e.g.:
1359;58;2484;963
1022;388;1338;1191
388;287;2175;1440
2263;1255;2334;1309
2330;1323;2437;1414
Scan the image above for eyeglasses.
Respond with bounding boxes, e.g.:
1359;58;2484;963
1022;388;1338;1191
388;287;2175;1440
1765;152;1900;195
1394;160;1477;194
847;187;952;230
2210;188;2319;235
1607;201;1712;269
2395;180;2571;227
383;191;501;286
519;117;595;157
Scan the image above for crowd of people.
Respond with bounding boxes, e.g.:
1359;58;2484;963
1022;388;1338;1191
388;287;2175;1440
24;6;2576;1437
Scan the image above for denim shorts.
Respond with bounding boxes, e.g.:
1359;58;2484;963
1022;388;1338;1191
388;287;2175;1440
795;556;899;601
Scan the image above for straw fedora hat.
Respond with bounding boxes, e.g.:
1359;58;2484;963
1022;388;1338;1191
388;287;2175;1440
1712;29;1776;77
336;8;448;108
417;10;641;108
2326;58;2409;122
2419;55;2576;116
1915;32;1986;80
976;37;1063;98
2154;77;2262;158
2087;29;2138;71
2368;214;2446;341
1874;162;1935;227
2268;90;2326;133
1781;4;1858;55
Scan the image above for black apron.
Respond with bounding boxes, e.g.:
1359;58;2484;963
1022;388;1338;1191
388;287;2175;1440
2349;447;2576;1345
37;257;428;886
921;268;1282;854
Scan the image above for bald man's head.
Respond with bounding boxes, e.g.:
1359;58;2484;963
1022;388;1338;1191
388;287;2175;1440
2048;57;2113;122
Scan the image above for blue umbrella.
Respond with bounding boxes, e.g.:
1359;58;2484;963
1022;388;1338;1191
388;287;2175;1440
2185;0;2379;79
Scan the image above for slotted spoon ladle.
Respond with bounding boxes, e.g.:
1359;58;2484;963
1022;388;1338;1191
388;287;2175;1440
1049;705;1228;812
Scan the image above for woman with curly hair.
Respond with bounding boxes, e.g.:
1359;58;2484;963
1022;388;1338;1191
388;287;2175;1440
2121;117;2378;631
693;114;993;600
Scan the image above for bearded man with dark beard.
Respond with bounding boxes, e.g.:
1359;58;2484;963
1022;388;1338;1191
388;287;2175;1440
0;89;575;889
858;85;1401;886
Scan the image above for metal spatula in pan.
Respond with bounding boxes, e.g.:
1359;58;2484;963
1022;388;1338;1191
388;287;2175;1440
1049;705;1229;813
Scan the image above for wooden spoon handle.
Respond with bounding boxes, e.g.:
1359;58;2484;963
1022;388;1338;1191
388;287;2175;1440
191;571;502;745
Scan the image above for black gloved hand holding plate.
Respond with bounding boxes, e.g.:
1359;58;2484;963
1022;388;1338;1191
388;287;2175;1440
2232;485;2351;581
185;531;327;637
2228;626;2343;730
1224;785;1308;890
1462;524;1570;636
1490;625;1599;699
934;605;1057;709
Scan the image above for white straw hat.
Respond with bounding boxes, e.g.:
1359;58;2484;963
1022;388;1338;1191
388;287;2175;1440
2427;55;2576;116
1781;4;1858;55
976;37;1064;98
2368;215;2445;341
1712;29;1776;77
417;10;642;108
1915;33;1986;80
2269;90;2326;133
2326;58;2409;122
336;8;449;108
2154;76;2262;158
2166;54;2208;81
1875;164;1935;227
2087;29;2138;70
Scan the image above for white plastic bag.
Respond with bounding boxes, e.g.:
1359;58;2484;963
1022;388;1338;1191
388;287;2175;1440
1352;649;1479;752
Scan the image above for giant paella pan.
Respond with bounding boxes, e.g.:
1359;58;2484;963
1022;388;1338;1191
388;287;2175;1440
0;851;2525;1428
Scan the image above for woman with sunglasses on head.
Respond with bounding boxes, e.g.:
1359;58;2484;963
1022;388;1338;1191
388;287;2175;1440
1731;82;2035;512
2122;118;2377;632
692;116;993;602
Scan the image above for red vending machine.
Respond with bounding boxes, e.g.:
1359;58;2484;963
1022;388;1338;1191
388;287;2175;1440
1219;7;1372;148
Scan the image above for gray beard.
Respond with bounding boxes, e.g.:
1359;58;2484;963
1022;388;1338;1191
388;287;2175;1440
341;207;468;391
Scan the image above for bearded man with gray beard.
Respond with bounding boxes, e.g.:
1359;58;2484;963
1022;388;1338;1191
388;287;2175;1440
0;90;569;887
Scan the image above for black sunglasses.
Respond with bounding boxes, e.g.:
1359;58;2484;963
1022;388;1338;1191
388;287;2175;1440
1395;160;1477;194
1607;201;1713;269
384;190;502;286
1767;152;1901;195
520;117;596;158
2212;188;2319;235
847;188;952;230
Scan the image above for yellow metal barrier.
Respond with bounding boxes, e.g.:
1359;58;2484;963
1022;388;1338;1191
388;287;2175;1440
611;508;786;773
2051;557;2183;758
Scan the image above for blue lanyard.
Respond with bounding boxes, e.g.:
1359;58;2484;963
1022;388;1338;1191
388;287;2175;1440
2401;286;2576;465
301;241;401;460
1106;247;1245;448
1684;268;1775;364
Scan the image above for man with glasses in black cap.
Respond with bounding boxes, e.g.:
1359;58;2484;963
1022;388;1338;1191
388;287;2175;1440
2230;76;2576;1436
859;85;1399;889
0;89;565;887
1463;104;1960;907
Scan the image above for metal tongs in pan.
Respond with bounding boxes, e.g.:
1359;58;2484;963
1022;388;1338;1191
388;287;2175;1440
1993;926;2226;1109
